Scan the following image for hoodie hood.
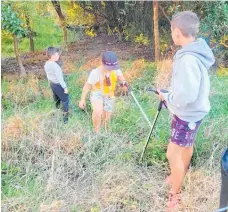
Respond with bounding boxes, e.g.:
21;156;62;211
175;38;215;69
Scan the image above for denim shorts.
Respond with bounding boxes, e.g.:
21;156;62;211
90;92;115;113
170;115;202;147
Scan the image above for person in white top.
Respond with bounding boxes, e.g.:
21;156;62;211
79;51;128;133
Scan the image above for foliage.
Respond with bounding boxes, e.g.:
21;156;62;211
1;2;62;56
217;67;228;77
1;3;27;37
2;1;228;59
85;28;97;37
200;2;228;67
63;2;95;26
134;33;150;46
200;1;228;42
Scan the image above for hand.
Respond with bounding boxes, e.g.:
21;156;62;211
64;88;68;94
120;81;129;95
122;85;128;95
157;88;165;101
79;99;86;109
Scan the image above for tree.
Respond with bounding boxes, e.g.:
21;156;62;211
153;1;160;61
51;0;67;49
25;14;35;52
79;1;153;41
11;2;37;52
1;3;27;77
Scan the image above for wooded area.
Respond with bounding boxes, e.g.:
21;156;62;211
1;1;228;76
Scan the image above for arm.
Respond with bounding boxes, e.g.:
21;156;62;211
79;82;92;109
117;74;126;83
160;57;201;108
117;69;128;91
54;63;67;91
117;69;126;83
81;82;92;101
118;74;129;94
79;69;99;109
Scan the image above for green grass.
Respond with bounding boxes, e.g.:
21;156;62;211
1;162;42;198
1;61;227;211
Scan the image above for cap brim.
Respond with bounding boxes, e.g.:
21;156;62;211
103;63;120;71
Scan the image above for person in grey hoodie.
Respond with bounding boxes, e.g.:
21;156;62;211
44;47;69;124
157;11;215;210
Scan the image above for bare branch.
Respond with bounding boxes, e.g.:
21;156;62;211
159;5;170;23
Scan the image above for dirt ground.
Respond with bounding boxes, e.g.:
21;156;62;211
1;34;165;78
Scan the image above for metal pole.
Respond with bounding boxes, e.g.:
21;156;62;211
139;100;163;163
129;90;152;128
213;206;228;212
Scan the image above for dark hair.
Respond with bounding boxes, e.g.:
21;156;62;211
46;47;59;58
171;11;199;37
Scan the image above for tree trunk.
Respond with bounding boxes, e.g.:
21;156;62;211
13;34;26;77
153;1;160;61
25;15;35;52
62;26;67;49
51;0;67;49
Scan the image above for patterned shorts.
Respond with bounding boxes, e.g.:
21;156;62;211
90;92;115;113
170;115;202;147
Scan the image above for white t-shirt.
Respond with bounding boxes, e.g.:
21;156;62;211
87;67;123;85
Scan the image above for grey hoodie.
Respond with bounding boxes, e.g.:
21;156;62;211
162;38;215;123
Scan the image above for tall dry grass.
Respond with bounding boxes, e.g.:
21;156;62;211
1;59;226;212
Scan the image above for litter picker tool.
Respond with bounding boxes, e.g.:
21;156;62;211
139;88;168;163
125;83;152;128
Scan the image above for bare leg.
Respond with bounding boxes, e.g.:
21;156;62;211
102;111;107;130
103;111;112;131
91;100;103;133
166;142;186;193
102;111;112;131
182;146;194;173
166;145;193;185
